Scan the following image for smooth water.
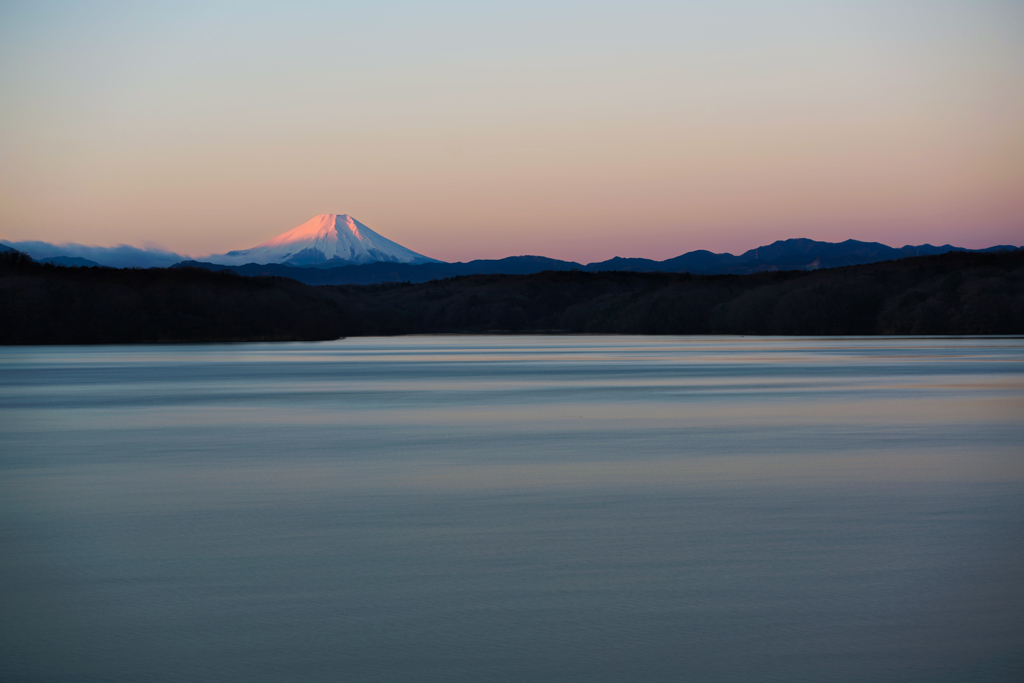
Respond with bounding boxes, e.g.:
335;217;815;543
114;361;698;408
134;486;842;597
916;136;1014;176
1;336;1022;682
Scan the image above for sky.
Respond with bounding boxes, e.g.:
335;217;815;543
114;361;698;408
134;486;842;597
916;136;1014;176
1;0;1022;263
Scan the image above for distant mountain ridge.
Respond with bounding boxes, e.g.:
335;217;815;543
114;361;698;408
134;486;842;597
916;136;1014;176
589;238;1021;275
6;222;1018;279
177;238;1020;285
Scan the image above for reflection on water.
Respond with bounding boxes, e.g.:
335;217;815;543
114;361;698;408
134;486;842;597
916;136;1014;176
1;336;1022;682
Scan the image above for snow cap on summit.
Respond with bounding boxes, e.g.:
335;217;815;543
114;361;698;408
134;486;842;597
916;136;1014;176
204;214;438;267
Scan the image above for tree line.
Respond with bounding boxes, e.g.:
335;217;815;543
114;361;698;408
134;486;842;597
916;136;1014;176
1;248;1022;344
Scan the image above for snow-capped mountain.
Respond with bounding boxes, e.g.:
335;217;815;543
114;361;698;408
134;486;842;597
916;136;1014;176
204;214;438;267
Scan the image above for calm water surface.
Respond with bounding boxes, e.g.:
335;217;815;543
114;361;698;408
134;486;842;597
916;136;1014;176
1;336;1022;682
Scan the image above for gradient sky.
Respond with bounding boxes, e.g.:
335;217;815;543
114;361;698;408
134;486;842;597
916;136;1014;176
1;0;1022;263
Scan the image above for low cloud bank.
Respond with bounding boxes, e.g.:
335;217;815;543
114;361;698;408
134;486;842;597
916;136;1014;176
0;240;186;268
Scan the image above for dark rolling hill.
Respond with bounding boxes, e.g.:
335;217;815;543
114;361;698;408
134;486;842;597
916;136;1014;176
0;250;352;343
2;248;1022;343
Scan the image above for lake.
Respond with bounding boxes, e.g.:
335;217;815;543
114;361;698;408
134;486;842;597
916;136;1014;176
1;336;1022;682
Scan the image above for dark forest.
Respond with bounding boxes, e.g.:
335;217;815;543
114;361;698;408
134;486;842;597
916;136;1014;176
2;249;1022;344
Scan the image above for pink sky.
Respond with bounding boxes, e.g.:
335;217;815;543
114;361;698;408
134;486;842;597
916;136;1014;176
1;1;1021;262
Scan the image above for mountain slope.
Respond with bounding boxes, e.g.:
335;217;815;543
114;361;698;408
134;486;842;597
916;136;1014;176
204;214;438;266
39;256;103;267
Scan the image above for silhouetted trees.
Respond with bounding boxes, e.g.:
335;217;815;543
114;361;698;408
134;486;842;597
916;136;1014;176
1;249;1022;344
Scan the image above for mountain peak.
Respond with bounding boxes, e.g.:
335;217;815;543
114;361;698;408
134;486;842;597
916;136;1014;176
206;214;438;267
